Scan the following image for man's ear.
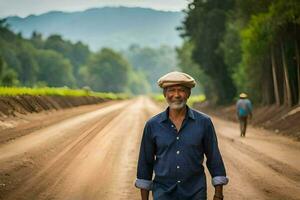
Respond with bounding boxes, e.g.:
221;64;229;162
186;88;191;98
163;88;167;97
187;93;191;98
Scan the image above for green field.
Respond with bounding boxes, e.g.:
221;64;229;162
0;87;129;100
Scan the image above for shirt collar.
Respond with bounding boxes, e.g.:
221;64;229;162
159;105;195;123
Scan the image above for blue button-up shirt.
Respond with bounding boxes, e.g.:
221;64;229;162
135;106;228;199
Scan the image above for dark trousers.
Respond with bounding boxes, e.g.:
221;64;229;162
239;116;248;137
152;186;206;200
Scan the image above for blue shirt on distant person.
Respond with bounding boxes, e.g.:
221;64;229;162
236;99;252;117
135;106;228;200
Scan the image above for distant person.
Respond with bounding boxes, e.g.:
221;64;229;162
236;93;253;137
135;71;228;200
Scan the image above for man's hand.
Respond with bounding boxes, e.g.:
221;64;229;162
140;189;149;200
213;185;224;200
213;194;224;200
236;114;239;121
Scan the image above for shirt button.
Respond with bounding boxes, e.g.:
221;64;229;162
176;150;180;154
177;165;180;169
177;180;181;183
176;136;179;140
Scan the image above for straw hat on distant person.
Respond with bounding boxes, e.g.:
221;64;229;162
157;71;196;89
239;93;248;98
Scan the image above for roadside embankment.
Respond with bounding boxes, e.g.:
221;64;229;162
194;103;300;140
0;95;107;118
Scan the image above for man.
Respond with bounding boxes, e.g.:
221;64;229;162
135;71;228;200
236;93;253;137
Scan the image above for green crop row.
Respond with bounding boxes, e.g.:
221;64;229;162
0;87;129;100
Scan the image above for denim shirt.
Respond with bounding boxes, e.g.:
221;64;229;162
135;106;228;199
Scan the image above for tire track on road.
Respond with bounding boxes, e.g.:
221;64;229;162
220;134;300;183
1;101;130;200
215;123;300;200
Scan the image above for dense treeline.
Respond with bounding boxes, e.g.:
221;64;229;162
0;19;148;94
0;20;76;87
178;0;300;106
0;18;179;94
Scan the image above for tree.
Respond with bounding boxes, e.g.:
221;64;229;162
180;0;236;104
17;44;39;85
44;35;91;86
82;48;131;92
35;50;75;87
237;0;300;106
31;31;44;49
127;70;151;94
0;57;18;86
176;41;211;96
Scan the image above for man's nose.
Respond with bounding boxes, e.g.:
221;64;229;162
174;90;181;97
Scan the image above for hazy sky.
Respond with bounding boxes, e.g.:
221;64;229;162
0;0;190;18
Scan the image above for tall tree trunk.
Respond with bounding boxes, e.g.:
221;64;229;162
271;46;280;106
281;41;292;107
295;40;300;105
275;44;284;104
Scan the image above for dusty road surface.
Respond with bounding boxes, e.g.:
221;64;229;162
0;96;299;200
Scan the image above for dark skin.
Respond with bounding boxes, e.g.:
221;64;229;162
140;85;224;200
140;189;149;200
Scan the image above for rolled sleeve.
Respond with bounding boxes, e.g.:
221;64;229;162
212;176;229;186
135;178;153;190
136;122;155;188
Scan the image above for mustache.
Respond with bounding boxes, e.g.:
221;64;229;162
170;99;184;103
172;101;183;104
168;99;187;105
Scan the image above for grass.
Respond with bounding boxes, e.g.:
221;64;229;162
0;87;129;100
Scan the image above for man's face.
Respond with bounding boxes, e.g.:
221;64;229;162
164;85;190;110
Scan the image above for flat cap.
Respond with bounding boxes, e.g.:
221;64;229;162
158;71;196;88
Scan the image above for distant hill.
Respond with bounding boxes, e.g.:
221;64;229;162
5;7;184;51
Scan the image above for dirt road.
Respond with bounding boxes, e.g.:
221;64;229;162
0;97;299;200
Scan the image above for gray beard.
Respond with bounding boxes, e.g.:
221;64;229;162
167;99;187;110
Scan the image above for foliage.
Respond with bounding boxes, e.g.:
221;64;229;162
0;86;129;100
179;0;300;106
176;41;212;96
81;48;131;93
35;49;75;87
127;70;151;95
41;34;90;83
181;0;236;104
151;93;165;102
0;22;137;94
122;45;179;93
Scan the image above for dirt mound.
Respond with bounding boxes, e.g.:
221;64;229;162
194;103;300;140
0;95;106;118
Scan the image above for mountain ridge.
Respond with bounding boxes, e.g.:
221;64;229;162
5;6;184;51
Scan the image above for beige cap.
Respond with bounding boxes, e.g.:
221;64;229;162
157;71;196;88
